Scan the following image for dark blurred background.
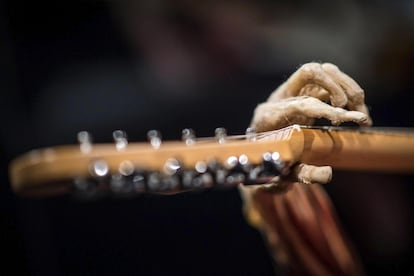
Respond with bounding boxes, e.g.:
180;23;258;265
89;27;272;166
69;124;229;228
1;0;414;275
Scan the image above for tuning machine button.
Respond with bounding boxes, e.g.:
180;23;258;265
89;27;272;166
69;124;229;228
203;158;246;188
224;155;251;186
204;159;227;186
73;177;101;199
247;152;287;184
110;174;134;196
73;159;110;199
163;159;182;192
90;160;109;177
182;161;214;190
245;127;257;141
163;158;181;175
131;172;146;194
147;130;162;149
147;171;180;193
182;128;196;146
113;130;128;151
147;158;182;193
215;127;227;144
262;152;284;175
119;160;135;176
109;160;136;196
77;131;92;153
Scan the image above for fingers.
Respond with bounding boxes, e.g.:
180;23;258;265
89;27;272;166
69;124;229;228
293;96;371;126
321;63;364;109
322;63;373;126
250;100;315;132
251;96;371;132
299;84;330;102
272;63;347;107
267;63;373;126
293;163;332;185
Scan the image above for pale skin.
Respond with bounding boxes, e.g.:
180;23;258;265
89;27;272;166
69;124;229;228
251;62;372;132
240;62;371;275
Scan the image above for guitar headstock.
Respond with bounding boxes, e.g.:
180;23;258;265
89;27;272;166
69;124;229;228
9;125;305;197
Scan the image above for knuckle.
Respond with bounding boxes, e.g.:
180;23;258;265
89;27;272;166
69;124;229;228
321;62;339;72
298;62;322;81
354;91;364;101
349;89;365;104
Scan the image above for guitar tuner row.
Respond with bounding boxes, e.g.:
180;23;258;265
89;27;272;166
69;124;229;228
72;152;288;198
77;127;258;151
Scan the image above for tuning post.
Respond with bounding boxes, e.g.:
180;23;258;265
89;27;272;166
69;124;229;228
147;172;180;192
215;127;227;144
259;151;286;177
225;156;239;169
182;161;214;189
245;127;257;141
119;160;135;176
224;155;250;170
113;130;128;151
147;130;162;149
194;161;208;174
163;158;181;175
224;155;249;186
77;131;92;153
74;159;109;199
73;177;101;199
147;172;162;191
132;173;146;193
110;174;134;195
182;128;196;146
239;154;249;166
90;159;109;178
268;151;287;174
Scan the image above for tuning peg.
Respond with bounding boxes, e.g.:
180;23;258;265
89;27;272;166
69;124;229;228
250;152;286;183
245;127;257;141
182;160;214;190
182;128;196;145
215;127;227;144
242;152;286;185
163;158;181;175
224;155;250;171
205;159;226;185
147;130;162;149
262;152;284;175
131;172;146;194
118;160;135;176
77;131;92;153
74;159;109;199
113;130;128;151
89;159;109;177
73;177;100;199
224;155;250;186
225;156;239;169
146;172;180;193
110;174;134;195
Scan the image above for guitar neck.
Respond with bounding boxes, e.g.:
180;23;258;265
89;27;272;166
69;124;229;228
299;126;414;172
8;125;414;197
